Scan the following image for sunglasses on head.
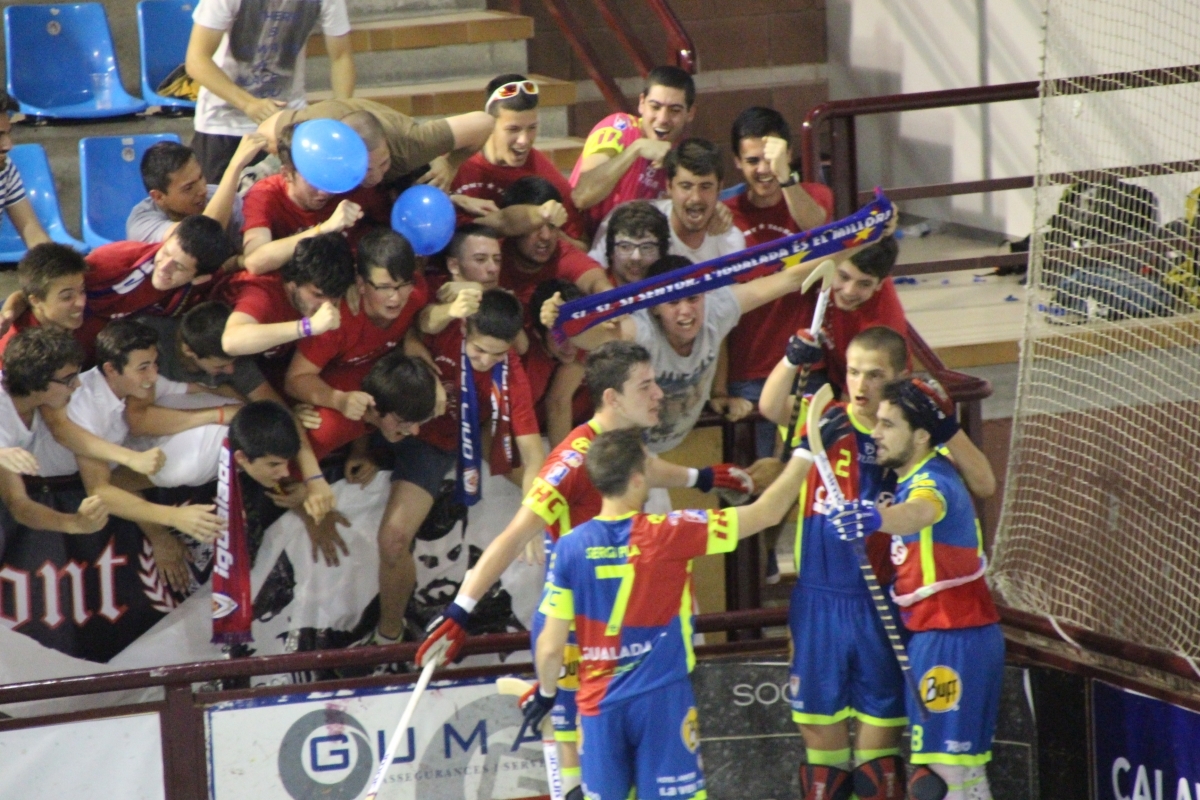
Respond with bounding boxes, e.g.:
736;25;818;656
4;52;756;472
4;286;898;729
485;80;539;112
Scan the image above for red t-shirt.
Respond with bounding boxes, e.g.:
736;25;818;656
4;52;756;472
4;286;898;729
724;186;834;383
451;150;587;242
81;240;206;346
219;272;301;374
0;310;96;368
240;174;388;249
569;113;667;232
295;274;429;390
821;278;909;392
417;322;540;454
521;339;592;432
499;240;602;308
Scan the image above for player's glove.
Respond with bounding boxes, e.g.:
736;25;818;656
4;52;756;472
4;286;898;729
416;600;471;668
828;500;883;541
519;682;557;736
913;378;960;445
695;464;755;506
784;329;825;368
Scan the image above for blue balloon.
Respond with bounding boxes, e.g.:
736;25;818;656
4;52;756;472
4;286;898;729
291;119;368;194
391;186;456;256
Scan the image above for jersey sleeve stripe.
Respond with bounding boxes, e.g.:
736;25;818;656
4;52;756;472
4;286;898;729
539;583;575;620
705;509;739;554
678;563;696;673
919;525;938;586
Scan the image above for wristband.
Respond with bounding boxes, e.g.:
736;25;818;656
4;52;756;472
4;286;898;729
444;597;473;626
694;467;715;493
303;474;324;483
300;317;313;338
453;594;478;614
685;467;699;488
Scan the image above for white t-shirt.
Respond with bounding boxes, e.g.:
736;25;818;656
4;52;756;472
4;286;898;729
633;285;742;454
126;185;244;249
0;382;80;478
67;368;188;450
588;197;748;267
192;0;352;137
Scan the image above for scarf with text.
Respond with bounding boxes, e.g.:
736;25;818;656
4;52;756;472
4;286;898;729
552;189;896;343
455;336;517;506
212;439;254;644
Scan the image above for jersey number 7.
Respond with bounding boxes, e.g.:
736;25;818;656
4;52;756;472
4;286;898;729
595;564;634;635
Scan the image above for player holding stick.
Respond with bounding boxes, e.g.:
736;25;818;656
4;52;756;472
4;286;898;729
529;428;813;800
415;340;752;800
827;378;1004;800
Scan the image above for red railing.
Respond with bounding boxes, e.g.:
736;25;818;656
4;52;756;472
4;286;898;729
536;0;696;113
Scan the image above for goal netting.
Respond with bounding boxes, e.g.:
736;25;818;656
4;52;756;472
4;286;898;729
989;0;1200;659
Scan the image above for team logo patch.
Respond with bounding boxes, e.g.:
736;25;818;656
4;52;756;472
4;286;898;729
571;437;592;453
667;511;682;525
546;465;570;486
560;450;583;468
890;535;908;566
682;510;707;524
681;706;700;753
211;592;238;619
613;116;629;130
558;643;581;691
920;665;962;713
462;467;480;495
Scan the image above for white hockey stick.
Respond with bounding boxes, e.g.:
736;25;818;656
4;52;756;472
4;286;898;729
497;676;565;800
782;259;838;456
364;661;437;800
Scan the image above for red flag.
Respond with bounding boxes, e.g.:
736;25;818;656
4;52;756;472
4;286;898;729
212;438;253;644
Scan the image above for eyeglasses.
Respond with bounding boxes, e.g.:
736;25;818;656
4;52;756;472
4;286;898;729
48;371;80;387
364;279;415;298
485;80;539;112
613;241;661;258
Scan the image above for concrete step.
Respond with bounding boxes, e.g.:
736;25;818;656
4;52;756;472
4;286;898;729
308;73;575;117
307;11;532;56
345;0;486;21
534;137;585;173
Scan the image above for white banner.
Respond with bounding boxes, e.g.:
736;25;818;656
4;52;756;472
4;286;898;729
0;712;165;800
206;675;549;800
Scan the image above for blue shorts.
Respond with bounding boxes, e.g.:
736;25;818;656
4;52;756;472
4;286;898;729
530;607;579;741
788;586;908;727
386;437;455;497
579;679;705;800
906;623;1004;766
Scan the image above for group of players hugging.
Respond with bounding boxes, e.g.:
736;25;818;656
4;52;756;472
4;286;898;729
0;57;1002;800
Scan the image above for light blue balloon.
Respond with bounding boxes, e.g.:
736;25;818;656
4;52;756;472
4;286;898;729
391;186;456;256
291;119;368;194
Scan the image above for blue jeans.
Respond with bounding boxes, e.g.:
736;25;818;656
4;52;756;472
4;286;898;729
729;378;779;458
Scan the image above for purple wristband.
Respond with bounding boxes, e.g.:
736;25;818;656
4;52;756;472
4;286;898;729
300;317;313;338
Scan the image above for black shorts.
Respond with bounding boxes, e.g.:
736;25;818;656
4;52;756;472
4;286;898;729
190;131;266;184
387;437;456;498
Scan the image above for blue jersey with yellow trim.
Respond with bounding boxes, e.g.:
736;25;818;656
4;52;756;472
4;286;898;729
540;508;739;715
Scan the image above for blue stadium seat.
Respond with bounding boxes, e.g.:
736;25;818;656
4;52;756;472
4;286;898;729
4;4;148;120
80;133;181;248
0;145;89;263
138;0;197;111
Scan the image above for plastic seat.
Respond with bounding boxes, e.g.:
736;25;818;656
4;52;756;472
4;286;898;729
4;4;148;120
80;133;181;248
0;145;90;262
138;0;198;111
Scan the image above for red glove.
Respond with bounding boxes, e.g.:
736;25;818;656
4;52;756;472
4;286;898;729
416;601;471;668
696;464;755;505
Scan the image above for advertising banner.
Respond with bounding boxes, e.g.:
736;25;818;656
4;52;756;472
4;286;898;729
206;675;548;800
1092;680;1200;800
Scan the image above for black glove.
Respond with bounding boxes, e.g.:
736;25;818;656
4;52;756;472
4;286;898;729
519;682;557;736
816;403;854;452
785;329;825;368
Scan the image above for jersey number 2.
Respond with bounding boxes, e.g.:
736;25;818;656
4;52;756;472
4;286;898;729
594;564;634;636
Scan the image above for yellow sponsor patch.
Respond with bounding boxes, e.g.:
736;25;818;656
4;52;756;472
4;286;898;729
681;706;700;753
920;665;963;713
557;643;581;691
571;437;592;453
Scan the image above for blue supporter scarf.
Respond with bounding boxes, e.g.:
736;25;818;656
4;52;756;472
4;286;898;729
455;337;513;506
552;189;896;343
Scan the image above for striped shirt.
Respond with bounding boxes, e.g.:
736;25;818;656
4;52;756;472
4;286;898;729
0;159;27;209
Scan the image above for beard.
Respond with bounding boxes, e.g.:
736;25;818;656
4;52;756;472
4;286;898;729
877;441;915;471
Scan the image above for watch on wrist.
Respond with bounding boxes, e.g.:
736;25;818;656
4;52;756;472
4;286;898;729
780;170;801;188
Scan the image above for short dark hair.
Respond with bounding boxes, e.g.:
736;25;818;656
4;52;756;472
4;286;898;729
277;123;298;171
447;223;502;261
645;254;693;281
485;73;538;115
605;201;670;264
140;141;198;194
848;326;908;375
18;243;87;299
850;236;899;281
530;279;583;339
228;400;300;461
466;289;523;343
881;378;940;439
180;301;233;360
664;138;722;183
96;318;160;375
584;340;652;401
0;90;17;115
173;215;234;276
644;65;696;108
2;327;84;398
500;175;561;209
281;233;356;299
586;428;647;497
357;228;416;283
362;351;437;421
731;106;791;153
341;110;386;151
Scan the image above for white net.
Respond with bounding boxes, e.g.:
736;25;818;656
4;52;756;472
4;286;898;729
990;0;1200;657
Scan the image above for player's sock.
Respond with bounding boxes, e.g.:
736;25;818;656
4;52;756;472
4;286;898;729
851;754;905;800
800;763;853;800
907;765;949;800
561;766;582;795
962;767;990;800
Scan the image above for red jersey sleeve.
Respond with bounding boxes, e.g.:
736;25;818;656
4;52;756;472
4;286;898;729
506;355;541;438
84;241;161;287
554;242;603;285
636;508;741;561
229;275;281;323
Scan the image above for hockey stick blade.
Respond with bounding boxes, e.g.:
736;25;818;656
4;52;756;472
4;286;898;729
364;661;437;800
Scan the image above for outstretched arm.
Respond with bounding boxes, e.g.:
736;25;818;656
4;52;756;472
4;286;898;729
734;449;812;537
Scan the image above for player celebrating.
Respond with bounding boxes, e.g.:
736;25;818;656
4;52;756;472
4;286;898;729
416;340;752;800
528;428;812;800
828;379;1004;800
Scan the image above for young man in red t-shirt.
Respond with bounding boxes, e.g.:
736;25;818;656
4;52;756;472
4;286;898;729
285;229;430;460
241;123;388;275
450;74;587;242
570;66;696;233
524;279;590;445
0;244;90;365
220;233;356;387
360;289;545;649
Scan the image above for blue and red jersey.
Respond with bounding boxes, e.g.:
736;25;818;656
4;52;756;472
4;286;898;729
540;508;739;715
793;402;893;592
886;452;998;631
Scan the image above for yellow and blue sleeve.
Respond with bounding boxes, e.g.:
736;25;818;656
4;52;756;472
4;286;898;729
539;582;575;621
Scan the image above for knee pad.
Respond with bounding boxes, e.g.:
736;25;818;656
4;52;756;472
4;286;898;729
907;765;948;800
564;786;583;800
853;755;906;800
800;764;853;800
